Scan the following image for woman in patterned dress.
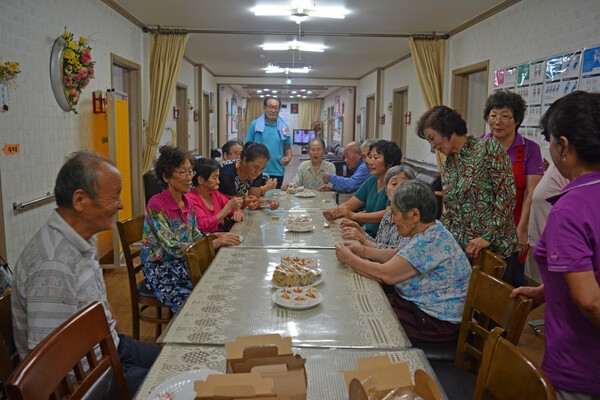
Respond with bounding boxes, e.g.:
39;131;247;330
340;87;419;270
282;137;336;190
141;145;204;312
416;105;518;279
335;180;472;342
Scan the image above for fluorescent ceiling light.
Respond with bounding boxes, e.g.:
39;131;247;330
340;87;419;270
262;40;325;52
265;64;311;74
252;1;348;23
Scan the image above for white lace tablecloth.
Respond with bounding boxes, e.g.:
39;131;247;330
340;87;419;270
230;208;351;249
159;248;409;349
136;345;447;400
265;189;337;210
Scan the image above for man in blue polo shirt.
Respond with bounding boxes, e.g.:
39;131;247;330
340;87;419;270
318;140;371;194
246;98;292;188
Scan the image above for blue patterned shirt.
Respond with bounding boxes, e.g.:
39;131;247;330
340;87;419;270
395;221;471;323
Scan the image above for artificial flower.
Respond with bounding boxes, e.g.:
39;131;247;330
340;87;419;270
61;28;95;113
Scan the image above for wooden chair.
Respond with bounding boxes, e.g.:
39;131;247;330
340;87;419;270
183;235;216;287
473;327;556;400
429;266;533;400
0;289;19;398
5;301;130;400
116;215;172;341
472;248;506;280
414;249;508;362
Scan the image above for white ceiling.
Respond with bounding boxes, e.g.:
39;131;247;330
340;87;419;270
104;0;518;98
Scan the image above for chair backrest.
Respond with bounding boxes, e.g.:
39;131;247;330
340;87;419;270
0;288;19;393
473;327;556;400
184;236;216;287
116;215;145;306
454;266;532;374
142;169;163;206
472;248;507;279
6;301;130;400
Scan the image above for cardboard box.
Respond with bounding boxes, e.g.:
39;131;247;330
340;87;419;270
342;355;441;400
225;334;307;400
194;372;276;399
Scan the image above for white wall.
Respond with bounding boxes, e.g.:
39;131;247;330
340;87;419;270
0;0;147;262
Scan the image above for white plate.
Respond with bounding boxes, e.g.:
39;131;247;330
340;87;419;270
271;287;323;309
147;369;222;400
295;191;317;198
285;225;315;232
271;272;325;288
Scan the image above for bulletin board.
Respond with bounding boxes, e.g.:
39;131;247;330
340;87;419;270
492;44;600;147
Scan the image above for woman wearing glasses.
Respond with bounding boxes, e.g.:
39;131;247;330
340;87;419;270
480;91;544;287
416;106;518;276
141;146;205;312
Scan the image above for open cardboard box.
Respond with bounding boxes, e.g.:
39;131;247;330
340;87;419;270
342;355;441;400
223;334;307;400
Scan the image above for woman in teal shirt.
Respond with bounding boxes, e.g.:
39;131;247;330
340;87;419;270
323;140;402;236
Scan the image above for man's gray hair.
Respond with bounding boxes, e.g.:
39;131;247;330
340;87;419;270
54;151;113;208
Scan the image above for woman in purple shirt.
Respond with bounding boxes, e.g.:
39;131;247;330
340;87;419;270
480;91;544;287
512;91;600;399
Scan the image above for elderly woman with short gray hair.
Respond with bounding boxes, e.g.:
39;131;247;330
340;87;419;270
340;164;416;250
335;180;472;342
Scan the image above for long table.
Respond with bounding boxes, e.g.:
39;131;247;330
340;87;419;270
230;208;348;249
138;192;449;400
137;346;446;400
159;247;409;349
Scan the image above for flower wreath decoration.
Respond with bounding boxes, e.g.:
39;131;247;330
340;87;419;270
0;59;21;88
49;28;95;114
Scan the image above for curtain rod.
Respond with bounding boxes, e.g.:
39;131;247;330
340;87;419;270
142;26;449;39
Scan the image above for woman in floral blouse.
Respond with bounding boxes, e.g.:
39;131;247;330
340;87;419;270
416;105;518;278
282;137;336;190
141;146;204;312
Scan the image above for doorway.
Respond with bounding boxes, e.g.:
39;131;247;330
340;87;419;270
366;95;376;139
176;85;189;150
202;92;210;157
111;55;143;216
391;88;408;151
452;61;489;135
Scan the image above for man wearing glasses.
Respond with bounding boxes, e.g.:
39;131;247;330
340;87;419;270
246;98;292;188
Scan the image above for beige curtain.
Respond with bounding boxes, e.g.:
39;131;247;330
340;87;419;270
408;36;447;169
242;98;264;138
298;99;323;130
141;30;190;173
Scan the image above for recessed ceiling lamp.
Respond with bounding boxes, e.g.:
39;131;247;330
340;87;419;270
252;0;348;24
265;64;311;74
261;40;325;52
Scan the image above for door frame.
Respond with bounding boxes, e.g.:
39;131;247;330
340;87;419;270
110;54;143;216
452;60;489;133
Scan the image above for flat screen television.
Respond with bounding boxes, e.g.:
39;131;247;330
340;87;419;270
293;129;316;145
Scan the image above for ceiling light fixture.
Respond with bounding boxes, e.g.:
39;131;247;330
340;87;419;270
261;40;325;53
265;64;311;74
252;0;348;24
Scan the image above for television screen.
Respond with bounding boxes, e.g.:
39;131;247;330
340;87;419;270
293;129;316;145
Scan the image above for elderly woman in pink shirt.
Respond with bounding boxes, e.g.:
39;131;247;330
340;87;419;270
187;158;244;245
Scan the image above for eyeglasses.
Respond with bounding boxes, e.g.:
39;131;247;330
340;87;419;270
265;105;280;111
174;169;196;178
487;114;514;123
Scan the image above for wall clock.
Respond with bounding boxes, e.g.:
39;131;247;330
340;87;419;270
49;35;72;112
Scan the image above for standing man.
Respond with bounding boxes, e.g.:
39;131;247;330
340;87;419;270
11;151;159;397
318;140;372;193
246;98;292;188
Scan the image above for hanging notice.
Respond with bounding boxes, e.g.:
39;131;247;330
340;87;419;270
581;45;600;93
